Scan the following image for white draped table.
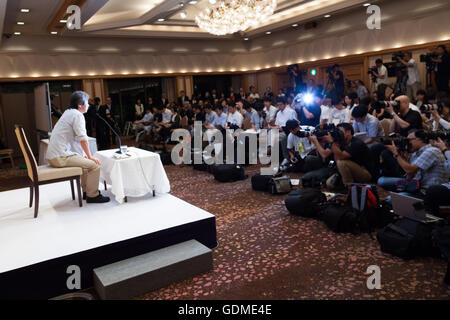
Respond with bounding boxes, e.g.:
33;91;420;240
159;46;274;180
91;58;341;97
95;147;171;204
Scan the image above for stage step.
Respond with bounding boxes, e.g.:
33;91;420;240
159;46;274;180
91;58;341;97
93;240;213;300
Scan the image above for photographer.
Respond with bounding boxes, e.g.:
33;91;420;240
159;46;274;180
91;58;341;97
293;94;322;127
373;59;388;98
354;80;369;101
323;123;373;188
431;98;450;130
268;96;298;162
285;120;321;173
289;65;305;92
424;137;450;216
330;64;345;101
378;130;448;197
398;52;421;100
352;106;385;144
386;95;423;137
431;45;450;93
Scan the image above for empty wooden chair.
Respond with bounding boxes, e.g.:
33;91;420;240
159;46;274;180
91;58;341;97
14;125;83;218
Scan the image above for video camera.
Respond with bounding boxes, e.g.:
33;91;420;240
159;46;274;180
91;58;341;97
368;66;377;75
392;51;404;62
227;122;240;130
420;53;437;64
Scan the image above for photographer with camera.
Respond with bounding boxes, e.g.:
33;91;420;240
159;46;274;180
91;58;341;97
327;64;345;102
386;95;423;137
352;105;385;144
268;96;298;162
373;59;388;98
431;45;450;93
283;120;322;173
288;64;306;93
321;123;374;189
378;129;448;197
398;52;421;100
431;98;450;130
292;93;322;127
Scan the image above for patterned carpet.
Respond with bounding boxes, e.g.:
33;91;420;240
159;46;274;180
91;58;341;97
1;161;449;300
138;165;450;300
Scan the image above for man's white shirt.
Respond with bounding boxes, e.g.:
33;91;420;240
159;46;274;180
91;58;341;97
275;106;298;127
377;65;388;85
226;111;244;128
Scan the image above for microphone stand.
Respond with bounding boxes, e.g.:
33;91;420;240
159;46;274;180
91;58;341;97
96;114;123;154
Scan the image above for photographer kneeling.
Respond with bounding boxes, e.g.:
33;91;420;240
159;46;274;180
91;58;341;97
324;123;374;190
377;130;448;198
284;120;321;173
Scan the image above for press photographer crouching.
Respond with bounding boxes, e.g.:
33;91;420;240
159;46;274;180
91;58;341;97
377;130;448;198
283;120;322;173
323;123;374;190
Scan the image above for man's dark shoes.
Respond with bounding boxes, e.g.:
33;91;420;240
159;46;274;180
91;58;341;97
86;193;110;203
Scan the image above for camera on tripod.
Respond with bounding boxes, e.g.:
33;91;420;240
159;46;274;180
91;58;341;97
392;51;404;62
420;53;437;64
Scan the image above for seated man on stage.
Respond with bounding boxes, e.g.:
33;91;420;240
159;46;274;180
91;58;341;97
46;91;110;204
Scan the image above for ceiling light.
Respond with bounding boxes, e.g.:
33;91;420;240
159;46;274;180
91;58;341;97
20;9;30;13
266;31;271;35
209;0;217;3
14;32;21;35
51;32;58;35
157;18;165;22
292;24;298;27
60;20;67;23
244;37;249;40
363;3;371;6
189;0;198;4
17;22;25;25
180;11;187;19
324;14;331;18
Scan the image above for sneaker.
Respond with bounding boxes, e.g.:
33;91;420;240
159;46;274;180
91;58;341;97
86;193;110;203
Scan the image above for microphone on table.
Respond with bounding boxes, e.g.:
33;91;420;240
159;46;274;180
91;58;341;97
96;114;123;154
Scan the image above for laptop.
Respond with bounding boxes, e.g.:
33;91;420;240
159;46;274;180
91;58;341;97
354;132;367;141
390;192;442;223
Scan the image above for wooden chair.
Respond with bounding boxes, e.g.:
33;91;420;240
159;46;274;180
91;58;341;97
179;116;189;129
242;116;253;130
0;148;14;168
14;125;83;218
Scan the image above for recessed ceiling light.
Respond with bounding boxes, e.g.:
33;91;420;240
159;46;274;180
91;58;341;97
209;0;217;4
324;15;331;18
189;0;198;4
266;31;271;35
244;37;249;41
363;3;371;6
14;32;21;35
180;11;187;19
292;24;298;27
51;32;58;35
157;18;165;22
60;20;67;23
17;22;25;25
20;9;30;13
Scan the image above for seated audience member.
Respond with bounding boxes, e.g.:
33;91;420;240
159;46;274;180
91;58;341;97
328;97;351;125
204;104;217;126
251;102;268;131
159;106;181;143
424;137;450;216
263;87;274;100
134;108;154;142
269;97;298;162
354;80;369;101
415;89;427;109
378;130;448;197
263;97;278;124
135;99;144;120
370;92;392;120
178;90;190;106
352;106;385;144
193;105;206;123
205;106;227;129
324;123;374;188
225;103;244;129
248;85;260;99
285;120;322;173
319;96;332;125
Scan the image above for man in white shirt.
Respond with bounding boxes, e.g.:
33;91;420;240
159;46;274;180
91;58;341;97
47;91;110;203
351;106;385;144
328;98;350;125
226;104;244;129
269;97;298;162
247;85;260;99
319;97;332;124
161;105;173;123
263;97;278;123
399;52;421;101
374;59;388;98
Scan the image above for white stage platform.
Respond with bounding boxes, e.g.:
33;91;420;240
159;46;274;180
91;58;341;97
0;182;217;300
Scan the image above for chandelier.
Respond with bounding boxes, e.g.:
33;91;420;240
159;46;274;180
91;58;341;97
195;0;277;36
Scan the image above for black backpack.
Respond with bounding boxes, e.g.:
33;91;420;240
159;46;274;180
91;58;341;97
251;174;272;191
285;188;327;218
320;185;379;234
213;164;247;183
377;218;440;259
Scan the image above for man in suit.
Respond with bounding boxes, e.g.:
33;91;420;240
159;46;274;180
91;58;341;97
177;90;190;106
159;92;168;108
97;96;116;150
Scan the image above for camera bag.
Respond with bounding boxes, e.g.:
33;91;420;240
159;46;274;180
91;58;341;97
268;176;292;194
285;188;327;217
213;164;247;183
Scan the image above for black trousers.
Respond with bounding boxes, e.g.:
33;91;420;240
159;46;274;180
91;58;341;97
436;73;450;93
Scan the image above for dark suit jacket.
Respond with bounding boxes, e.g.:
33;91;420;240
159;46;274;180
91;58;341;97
177;96;191;106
